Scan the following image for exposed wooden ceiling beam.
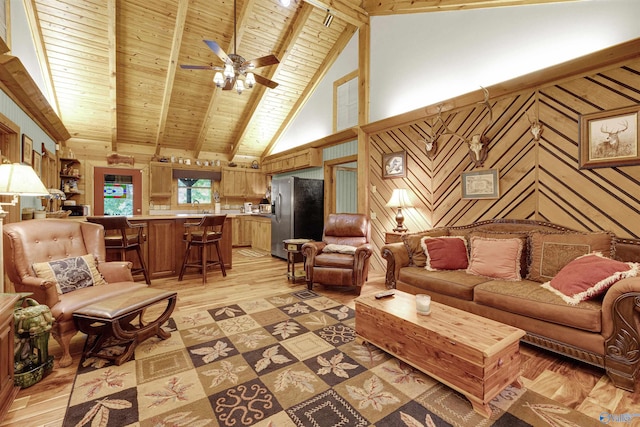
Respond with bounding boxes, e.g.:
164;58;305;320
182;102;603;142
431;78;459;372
230;1;316;160
154;0;189;156
362;0;581;15
263;21;357;157
23;0;59;117
108;0;117;151
303;0;368;27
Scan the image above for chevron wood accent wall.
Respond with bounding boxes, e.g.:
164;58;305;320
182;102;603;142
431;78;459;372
366;58;640;274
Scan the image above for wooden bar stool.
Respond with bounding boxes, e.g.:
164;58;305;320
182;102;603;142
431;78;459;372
179;214;227;284
86;216;151;284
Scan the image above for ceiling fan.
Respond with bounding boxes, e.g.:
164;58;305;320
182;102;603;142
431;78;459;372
180;0;279;94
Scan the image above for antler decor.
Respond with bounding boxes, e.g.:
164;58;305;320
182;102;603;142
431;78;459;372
418;116;440;159
436;87;493;168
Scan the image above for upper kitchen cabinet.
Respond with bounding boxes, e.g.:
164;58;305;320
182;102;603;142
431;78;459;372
221;167;266;198
150;162;172;198
262;148;321;174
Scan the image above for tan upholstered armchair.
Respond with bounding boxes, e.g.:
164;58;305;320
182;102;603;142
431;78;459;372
3;219;147;367
302;213;373;295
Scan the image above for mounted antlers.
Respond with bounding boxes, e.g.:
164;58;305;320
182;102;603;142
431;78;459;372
437;87;493;168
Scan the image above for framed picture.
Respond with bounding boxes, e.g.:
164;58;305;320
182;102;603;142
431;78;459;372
22;134;33;165
32;150;42;178
579;105;640;169
382;150;406;179
461;169;499;199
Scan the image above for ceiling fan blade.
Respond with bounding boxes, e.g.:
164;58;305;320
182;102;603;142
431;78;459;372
254;73;279;89
180;64;214;70
204;40;230;64
223;76;237;91
245;54;279;69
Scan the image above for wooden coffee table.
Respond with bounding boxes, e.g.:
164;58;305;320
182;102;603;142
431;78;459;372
355;290;525;417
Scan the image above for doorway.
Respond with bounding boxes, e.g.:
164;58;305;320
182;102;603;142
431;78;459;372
323;155;358;218
93;167;142;216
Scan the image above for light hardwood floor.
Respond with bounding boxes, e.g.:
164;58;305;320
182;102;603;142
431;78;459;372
2;249;639;426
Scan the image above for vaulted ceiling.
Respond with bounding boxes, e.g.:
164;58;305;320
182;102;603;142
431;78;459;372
25;0;578;162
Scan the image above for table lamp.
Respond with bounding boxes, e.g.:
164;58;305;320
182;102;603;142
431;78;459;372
0;163;50;215
386;188;413;232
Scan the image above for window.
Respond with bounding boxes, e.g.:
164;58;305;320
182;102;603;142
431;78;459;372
178;178;212;204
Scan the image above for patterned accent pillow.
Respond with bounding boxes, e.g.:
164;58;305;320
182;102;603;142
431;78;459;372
402;228;449;267
32;254;107;294
527;231;614;283
541;252;639;304
421;236;468;271
467;236;523;281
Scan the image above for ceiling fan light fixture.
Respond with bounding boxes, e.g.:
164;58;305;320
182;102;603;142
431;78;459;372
213;72;224;87
235;79;245;94
224;63;235;79
279;0;291;7
245;72;256;88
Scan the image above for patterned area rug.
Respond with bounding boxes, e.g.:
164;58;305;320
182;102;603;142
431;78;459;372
63;290;601;426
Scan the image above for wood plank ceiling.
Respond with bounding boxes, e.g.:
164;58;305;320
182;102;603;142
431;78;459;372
26;0;579;162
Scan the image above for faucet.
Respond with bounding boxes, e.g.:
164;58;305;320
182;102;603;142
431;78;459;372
192;199;200;213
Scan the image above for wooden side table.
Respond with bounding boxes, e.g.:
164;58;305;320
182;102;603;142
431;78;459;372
283;239;311;283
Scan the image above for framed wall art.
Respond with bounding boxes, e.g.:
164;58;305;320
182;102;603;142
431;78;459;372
579;105;640;169
32;150;42;178
382;150;406;179
461;169;499;199
22;134;33;165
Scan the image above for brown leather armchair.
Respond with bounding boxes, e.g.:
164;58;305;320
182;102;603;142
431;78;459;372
302;213;373;295
3;219;147;367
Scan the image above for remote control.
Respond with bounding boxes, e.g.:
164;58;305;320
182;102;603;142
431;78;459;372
375;290;396;299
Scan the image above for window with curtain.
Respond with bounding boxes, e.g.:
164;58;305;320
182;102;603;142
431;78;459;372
178;178;212;204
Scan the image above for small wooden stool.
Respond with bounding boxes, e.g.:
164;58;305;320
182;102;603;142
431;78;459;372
73;288;177;365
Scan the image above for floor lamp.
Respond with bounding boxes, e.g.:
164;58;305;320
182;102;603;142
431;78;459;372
386;188;413;233
0;163;50;292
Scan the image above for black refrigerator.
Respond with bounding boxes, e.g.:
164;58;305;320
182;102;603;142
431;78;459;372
271;177;324;259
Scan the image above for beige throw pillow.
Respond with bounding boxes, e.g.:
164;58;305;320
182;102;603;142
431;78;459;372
32;254;107;294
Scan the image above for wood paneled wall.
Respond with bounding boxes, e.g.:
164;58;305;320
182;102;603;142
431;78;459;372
366;58;640;273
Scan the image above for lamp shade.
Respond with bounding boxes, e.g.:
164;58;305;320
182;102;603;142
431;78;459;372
386;188;413;208
0;163;49;196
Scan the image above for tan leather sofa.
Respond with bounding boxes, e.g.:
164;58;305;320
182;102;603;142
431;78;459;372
302;213;373;295
381;219;640;392
3;219;147;367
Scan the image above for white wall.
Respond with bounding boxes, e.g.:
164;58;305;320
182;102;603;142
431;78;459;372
370;0;640;121
276;0;640;151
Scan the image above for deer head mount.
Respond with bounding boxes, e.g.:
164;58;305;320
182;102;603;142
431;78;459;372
436;87;493;168
526;112;543;141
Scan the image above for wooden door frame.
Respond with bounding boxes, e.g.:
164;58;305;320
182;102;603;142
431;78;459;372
93;167;143;215
323;154;357;222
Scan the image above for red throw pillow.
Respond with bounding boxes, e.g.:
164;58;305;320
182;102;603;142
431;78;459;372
542;252;639;305
421;236;468;271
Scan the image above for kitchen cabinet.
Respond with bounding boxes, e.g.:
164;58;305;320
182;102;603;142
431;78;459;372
0;294;19;422
147;220;177;278
232;216;271;252
150;162;172;198
221;167;267;198
262;148;321;174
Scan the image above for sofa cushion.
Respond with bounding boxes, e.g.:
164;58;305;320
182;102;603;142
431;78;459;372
399;267;489;301
315;252;354;269
541;252;639;305
421;236;469;271
473;279;603;332
468;231;529;278
467;236;523;281
32;254;107;294
527;231;614;283
402;228;449;267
